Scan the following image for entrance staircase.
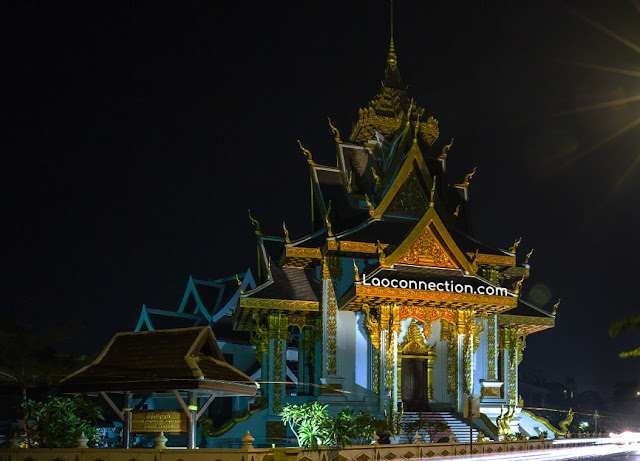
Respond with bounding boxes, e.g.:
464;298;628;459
398;411;484;443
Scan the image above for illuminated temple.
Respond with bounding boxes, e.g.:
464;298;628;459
135;28;557;444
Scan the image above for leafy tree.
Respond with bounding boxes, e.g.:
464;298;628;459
281;402;329;449
322;408;354;448
281;404;387;448
609;315;640;359
0;318;87;447
24;395;104;447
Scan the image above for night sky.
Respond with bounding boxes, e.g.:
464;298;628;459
4;1;639;402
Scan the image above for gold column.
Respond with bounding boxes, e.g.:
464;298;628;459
426;346;437;399
487;315;497;380
268;314;289;413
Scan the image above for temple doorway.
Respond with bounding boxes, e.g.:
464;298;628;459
401;356;430;411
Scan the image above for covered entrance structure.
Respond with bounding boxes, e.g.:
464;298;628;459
60;327;258;448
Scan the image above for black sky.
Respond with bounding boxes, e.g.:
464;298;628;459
3;1;639;400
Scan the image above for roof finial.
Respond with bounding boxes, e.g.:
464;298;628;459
413;112;420;144
440;138;454;159
325;200;334;237
283;221;291;244
327;117;342;143
387;0;397;69
248;209;261;236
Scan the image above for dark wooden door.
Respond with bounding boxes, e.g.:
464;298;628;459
402;357;428;411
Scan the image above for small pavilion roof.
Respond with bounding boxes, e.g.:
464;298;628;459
60;327;257;396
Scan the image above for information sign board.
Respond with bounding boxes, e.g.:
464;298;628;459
130;410;188;434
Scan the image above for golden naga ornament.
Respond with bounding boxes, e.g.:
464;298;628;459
297;139;315;165
282;221;291;244
353;259;361;282
325;200;334;237
376;240;387;265
454;204;460;217
365;194;376;217
248;209;262;236
413;113;420;144
524;248;534;263
235;274;244;294
513;277;524;295
440;138;454;159
509;237;522;254
455;166;477;187
551;299;560;316
470;249;479;273
327;117;342;143
371;167;381;186
346;170;353;193
405;98;414;130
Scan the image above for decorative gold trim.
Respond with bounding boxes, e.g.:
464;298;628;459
286;247;322;259
399;319;430;355
497;314;555;333
239;297;319;311
326;240;390;254
465;253;516;266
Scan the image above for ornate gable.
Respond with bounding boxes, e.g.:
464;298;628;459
385;206;476;274
396;222;456;268
385;167;429;217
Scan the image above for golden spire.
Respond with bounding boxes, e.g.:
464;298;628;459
325;200;333;237
429;175;437;207
524;248;534;264
509;237;522;254
346;170;353;193
454;205;460;217
455;166;477;187
371;166;381;186
297;139;314;165
283;221;291;244
327;117;342;143
248;209;261;236
387;0;397;69
353;259;361;282
551;299;560;315
440;138;454;159
365;194;376;217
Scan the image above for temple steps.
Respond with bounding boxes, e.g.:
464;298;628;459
399;411;483;443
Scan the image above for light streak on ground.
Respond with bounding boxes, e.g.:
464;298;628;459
459;443;638;461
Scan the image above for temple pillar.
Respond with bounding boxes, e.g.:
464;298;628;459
320;255;342;392
267;314;288;415
487;315;498;380
426;346;437;399
499;327;525;406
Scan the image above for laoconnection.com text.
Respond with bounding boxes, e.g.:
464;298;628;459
362;274;508;296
